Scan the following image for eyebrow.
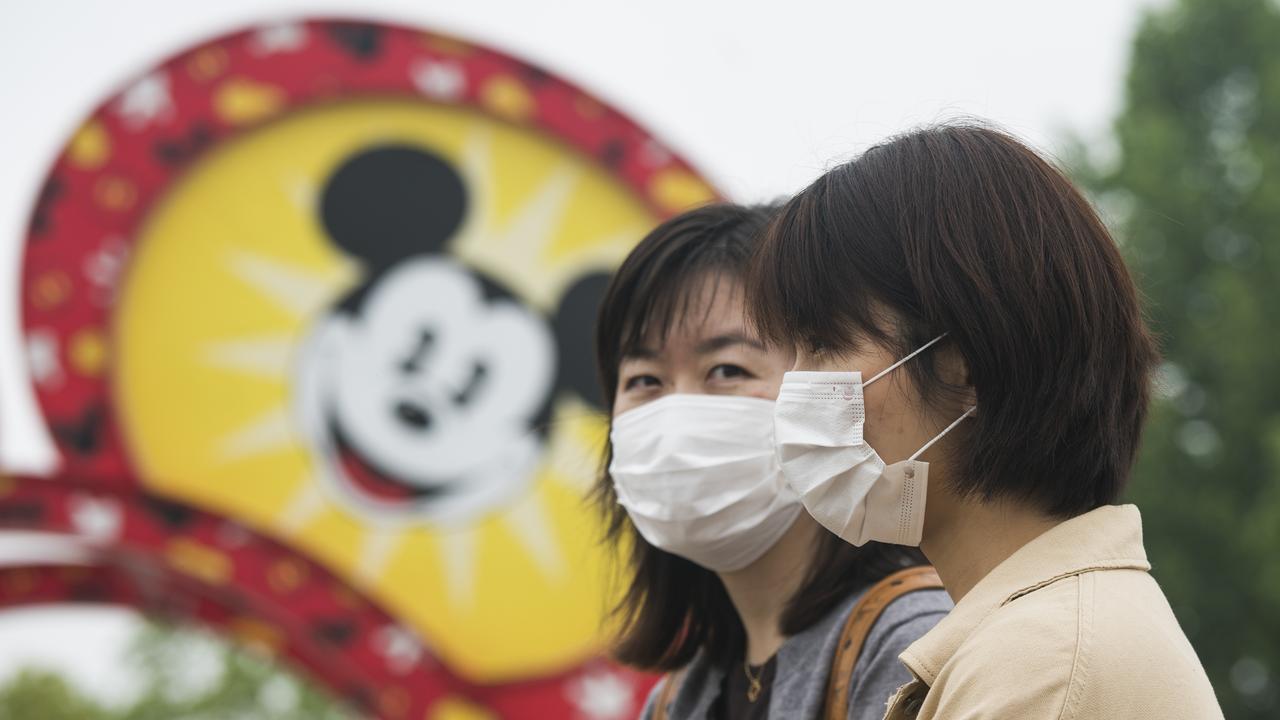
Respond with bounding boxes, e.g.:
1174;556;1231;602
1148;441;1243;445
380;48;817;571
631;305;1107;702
694;333;765;354
622;333;764;361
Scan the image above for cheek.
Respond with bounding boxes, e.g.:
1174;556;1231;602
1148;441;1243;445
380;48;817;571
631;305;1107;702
861;378;928;461
758;356;794;399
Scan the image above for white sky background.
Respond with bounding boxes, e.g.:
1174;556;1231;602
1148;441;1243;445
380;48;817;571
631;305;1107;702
0;0;1166;703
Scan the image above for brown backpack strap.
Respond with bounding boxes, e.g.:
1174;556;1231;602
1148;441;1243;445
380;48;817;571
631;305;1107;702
822;565;944;720
652;667;687;720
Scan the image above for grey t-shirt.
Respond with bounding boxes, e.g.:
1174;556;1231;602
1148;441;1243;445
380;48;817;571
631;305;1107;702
640;584;951;720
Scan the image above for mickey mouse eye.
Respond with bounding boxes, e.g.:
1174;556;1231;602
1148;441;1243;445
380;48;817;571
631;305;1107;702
452;360;489;406
400;329;435;374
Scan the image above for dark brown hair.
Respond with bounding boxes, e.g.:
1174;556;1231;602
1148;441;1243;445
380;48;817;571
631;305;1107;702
594;202;924;671
747;123;1159;518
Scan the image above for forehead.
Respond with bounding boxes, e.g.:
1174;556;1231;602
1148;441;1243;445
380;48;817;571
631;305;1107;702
636;274;749;350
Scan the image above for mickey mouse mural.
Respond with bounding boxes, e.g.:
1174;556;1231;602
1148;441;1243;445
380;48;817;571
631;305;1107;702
299;143;603;524
10;19;718;718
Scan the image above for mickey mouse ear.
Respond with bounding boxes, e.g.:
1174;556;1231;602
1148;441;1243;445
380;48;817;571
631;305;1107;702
553;271;613;410
321;144;467;268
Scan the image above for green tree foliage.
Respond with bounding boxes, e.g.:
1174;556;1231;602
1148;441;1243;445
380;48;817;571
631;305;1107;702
0;620;352;720
1083;0;1280;716
0;670;108;720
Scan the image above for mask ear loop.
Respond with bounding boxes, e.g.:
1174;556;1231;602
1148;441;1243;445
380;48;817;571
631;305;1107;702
908;406;976;462
864;333;948;386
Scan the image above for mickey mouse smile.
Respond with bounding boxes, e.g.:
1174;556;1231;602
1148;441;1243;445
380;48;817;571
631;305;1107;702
328;417;448;504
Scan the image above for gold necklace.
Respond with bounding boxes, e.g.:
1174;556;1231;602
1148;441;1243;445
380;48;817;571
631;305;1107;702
743;660;764;702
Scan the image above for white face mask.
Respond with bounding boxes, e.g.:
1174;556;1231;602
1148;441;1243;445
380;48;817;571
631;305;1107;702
773;335;973;547
609;394;803;572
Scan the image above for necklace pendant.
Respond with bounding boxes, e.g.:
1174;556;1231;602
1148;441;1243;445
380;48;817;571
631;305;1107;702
743;658;766;703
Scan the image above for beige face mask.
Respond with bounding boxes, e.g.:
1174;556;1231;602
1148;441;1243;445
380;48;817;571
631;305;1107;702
773;335;974;547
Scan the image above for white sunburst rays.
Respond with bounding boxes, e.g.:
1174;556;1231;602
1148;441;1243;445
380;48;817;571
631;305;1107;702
356;525;401;587
202;246;355;538
284;171;319;216
225;251;352;319
451;128;648;310
432;490;568;608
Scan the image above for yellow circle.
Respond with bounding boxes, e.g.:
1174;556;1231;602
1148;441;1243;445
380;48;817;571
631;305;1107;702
188;47;230;82
215;78;287;126
70;329;108;377
31;272;72;310
269;558;308;593
229;617;284;656
114;99;657;681
422;35;473;56
69;121;111;170
94;176;137;211
481;76;535;123
166;538;233;585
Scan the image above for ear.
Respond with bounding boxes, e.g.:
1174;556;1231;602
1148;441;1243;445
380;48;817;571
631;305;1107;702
553;271;613;410
320;144;466;269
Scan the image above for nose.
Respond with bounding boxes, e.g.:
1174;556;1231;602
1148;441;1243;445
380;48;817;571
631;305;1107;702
394;401;433;431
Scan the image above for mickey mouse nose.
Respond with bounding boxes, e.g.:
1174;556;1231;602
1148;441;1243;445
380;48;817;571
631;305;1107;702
394;401;433;431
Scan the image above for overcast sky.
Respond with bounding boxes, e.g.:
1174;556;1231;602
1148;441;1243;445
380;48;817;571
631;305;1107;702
0;0;1166;701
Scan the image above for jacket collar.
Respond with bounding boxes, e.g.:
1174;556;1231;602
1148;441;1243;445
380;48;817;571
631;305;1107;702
899;504;1151;685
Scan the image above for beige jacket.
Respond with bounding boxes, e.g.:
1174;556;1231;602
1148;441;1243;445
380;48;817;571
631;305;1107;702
882;505;1223;719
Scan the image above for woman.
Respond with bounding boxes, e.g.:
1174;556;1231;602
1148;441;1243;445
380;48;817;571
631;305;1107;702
594;203;951;720
746;124;1223;719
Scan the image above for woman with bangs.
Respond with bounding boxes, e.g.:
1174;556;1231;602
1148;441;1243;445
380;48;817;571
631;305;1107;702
593;203;951;720
744;124;1223;719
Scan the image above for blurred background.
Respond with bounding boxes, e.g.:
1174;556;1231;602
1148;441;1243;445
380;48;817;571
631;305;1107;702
0;0;1276;718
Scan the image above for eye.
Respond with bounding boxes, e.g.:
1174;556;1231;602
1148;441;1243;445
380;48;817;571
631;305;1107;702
400;328;436;374
623;374;660;391
708;364;751;382
452;361;488;406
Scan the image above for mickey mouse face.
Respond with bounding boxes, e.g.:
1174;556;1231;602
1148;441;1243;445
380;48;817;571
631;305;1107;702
295;144;571;524
298;258;554;523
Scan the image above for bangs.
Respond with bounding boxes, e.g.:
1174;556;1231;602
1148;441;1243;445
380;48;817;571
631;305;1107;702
594;202;776;411
745;177;899;356
617;266;739;360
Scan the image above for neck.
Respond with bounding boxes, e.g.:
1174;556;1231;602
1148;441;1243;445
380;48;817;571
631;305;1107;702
921;493;1060;602
717;513;820;665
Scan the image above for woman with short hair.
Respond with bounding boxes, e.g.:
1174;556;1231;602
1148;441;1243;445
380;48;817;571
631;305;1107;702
746;124;1223;719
